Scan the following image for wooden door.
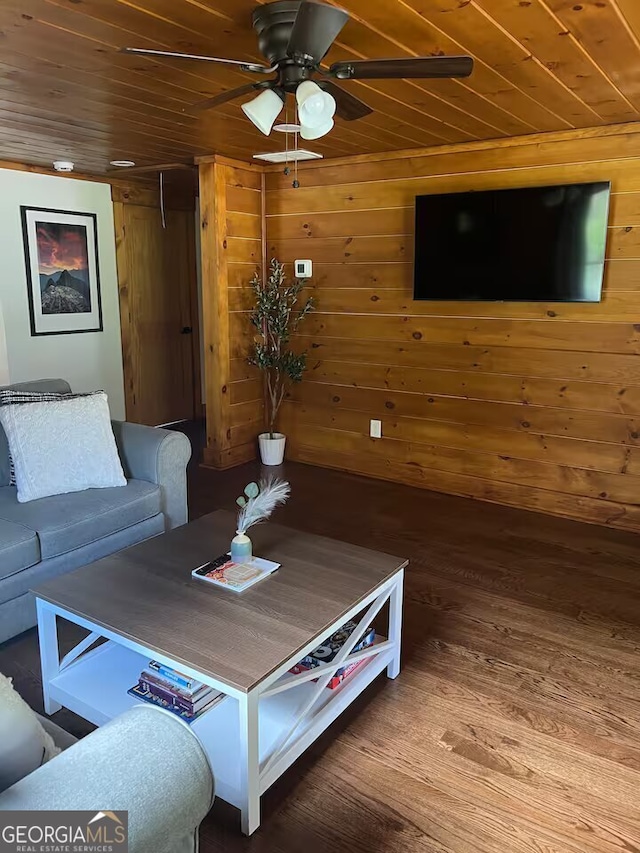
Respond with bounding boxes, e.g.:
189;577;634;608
115;202;198;426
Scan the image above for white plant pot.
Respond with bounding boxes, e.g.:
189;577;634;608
259;432;286;466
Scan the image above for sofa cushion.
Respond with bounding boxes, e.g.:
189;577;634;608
0;517;164;621
0;672;60;793
0;480;161;560
0;519;40;581
37;715;77;752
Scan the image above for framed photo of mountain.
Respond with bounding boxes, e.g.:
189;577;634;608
20;206;103;336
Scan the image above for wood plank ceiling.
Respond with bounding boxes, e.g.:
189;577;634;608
2;0;640;173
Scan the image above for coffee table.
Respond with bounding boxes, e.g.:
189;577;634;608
33;510;406;835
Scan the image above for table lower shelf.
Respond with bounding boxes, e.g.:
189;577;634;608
48;636;391;809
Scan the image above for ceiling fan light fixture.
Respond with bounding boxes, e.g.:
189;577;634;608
296;80;335;129
241;88;285;136
300;117;334;140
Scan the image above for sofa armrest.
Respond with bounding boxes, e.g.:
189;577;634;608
111;421;192;529
0;706;214;853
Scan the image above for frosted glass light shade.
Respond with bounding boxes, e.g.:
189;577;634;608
241;89;284;136
300;118;335;140
296;81;336;129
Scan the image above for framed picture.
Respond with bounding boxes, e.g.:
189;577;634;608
20;206;103;336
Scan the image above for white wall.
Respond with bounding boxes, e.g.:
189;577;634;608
0;298;9;386
0;169;125;419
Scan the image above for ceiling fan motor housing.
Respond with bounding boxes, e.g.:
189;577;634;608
277;60;315;91
252;1;303;67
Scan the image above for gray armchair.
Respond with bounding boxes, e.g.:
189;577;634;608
0;705;214;853
0;379;192;643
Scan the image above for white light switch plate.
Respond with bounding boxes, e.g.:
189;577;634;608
370;419;382;439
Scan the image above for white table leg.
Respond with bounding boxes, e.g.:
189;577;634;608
36;599;62;715
238;690;260;835
387;568;404;679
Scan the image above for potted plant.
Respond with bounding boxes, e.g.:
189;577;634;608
249;258;315;465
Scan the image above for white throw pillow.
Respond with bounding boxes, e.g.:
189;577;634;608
0;391;126;503
0;388;91;485
0;672;60;793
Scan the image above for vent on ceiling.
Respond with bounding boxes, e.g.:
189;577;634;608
253;150;323;163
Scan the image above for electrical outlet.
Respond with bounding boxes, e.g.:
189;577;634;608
370;419;382;439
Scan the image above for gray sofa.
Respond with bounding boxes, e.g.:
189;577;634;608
0;379;192;643
0;705;214;853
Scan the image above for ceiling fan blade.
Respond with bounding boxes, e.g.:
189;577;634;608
328;55;474;80
120;47;272;74
190;82;272;112
319;80;373;121
287;1;349;63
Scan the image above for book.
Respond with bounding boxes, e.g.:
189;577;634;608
289;622;377;689
192;555;280;592
127;683;223;723
141;667;206;699
138;675;216;714
147;660;202;692
289;657;368;689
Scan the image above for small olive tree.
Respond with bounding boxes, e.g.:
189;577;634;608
249;259;315;438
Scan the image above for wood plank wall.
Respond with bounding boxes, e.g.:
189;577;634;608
259;124;640;532
199;155;264;468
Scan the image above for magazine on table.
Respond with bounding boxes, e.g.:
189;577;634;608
192;554;280;592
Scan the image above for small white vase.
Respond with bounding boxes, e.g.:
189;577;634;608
259;432;286;466
231;532;252;561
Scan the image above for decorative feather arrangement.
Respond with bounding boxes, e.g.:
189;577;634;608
236;477;290;534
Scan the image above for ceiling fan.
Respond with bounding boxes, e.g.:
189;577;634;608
121;0;474;140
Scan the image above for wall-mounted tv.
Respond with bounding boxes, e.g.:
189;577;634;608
413;181;611;302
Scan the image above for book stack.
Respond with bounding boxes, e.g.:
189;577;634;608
289;621;376;689
128;660;222;723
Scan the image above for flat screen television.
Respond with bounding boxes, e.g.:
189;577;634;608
413;181;611;302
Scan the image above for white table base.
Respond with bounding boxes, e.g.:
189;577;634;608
36;568;404;835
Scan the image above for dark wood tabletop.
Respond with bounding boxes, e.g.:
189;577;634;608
33;510;406;692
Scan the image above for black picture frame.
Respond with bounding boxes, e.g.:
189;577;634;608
20;206;104;337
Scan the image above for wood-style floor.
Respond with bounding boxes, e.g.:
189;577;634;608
3;453;640;853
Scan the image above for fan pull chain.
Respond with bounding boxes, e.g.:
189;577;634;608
159;170;166;229
283;103;291;179
293;102;300;189
280;100;301;188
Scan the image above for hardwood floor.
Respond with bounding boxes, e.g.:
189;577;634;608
3;456;640;852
